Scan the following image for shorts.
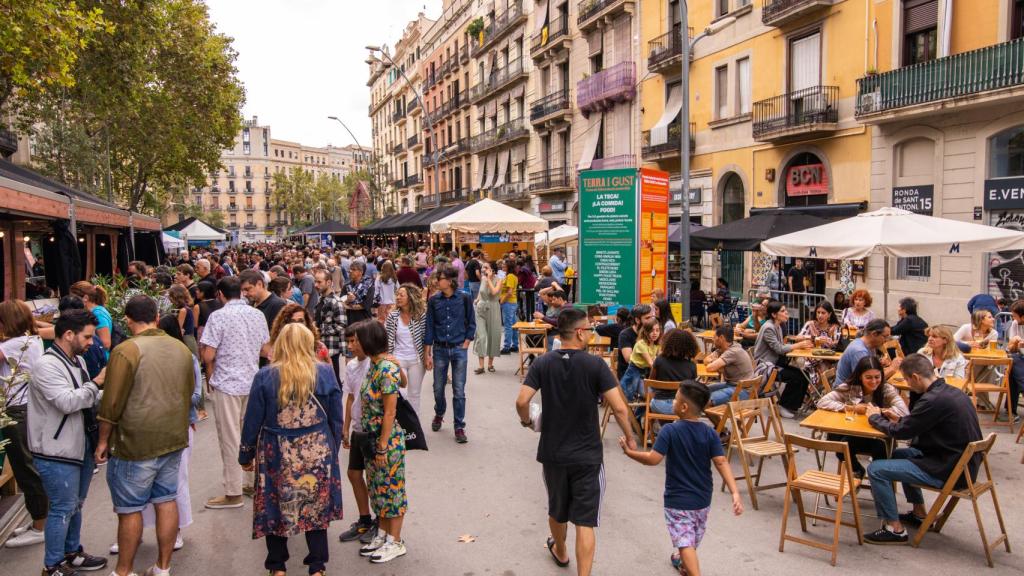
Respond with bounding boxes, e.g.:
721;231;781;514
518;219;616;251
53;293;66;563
664;506;709;549
107;451;182;514
542;463;605;528
348;430;368;471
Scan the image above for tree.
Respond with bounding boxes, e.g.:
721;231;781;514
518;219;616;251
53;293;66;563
15;0;245;214
0;1;111;116
271;168;315;225
313;173;348;222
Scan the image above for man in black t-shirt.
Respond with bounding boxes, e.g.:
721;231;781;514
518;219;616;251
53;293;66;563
465;250;482;299
516;308;636;574
787;258;808;293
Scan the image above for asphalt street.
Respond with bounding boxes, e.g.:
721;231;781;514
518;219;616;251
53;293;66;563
2;353;1022;575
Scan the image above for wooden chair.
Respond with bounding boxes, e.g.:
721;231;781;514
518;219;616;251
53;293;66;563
587;334;611;356
599;382;643;439
725;398;789;510
1016;418;1024;464
642;379;680;448
882;339;905;359
966;357;1015;432
819;367;836;394
779;433;863;566
517;327;549;383
910;433;1010;567
704;376;763;434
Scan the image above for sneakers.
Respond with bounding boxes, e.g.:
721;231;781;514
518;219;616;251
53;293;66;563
42;564;80;576
359;530;388;557
777;406;796;419
339;519;375;542
143;566;170;576
898;512;925;527
358;519;379;545
431;416;443;432
109;534;181;555
369;538;407;564
454;428;468;444
864;526;908;545
64;548;108;571
6;526;45;548
242;485;255;497
204;495;244;509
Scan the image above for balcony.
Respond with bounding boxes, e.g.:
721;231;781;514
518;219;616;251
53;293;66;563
441;59;454;78
589;154;636;171
0;128;18;156
529;167;574;194
244;223;257;230
530;15;571;60
456;90;470;109
407;134;420;150
530;89;572;126
642;121;695;160
394;142;405;154
408;98;422;116
470;57;526;103
276;219;289;226
752;85;838;142
578;62;636;118
577;0;634;33
648;27;693;73
856;37;1024;123
459;45;470;64
244;204;255;211
440;188;470;205
227;205;239;212
244;187;254;195
420;194;440;208
445;139;471;157
473;2;527;56
406;174;421;187
761;0;835;27
393;178;406;189
493;181;531;202
472;118;530;153
394;108;407;125
227;223;239;229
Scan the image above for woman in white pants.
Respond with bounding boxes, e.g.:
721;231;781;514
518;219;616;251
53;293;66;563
385;284;431;415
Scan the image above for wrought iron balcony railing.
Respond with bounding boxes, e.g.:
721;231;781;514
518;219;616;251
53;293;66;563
530;15;570;57
473;1;526;56
578;61;636;117
471;118;529;152
762;0;834;27
529;167;574;193
530;89;571;123
752;85;838;141
641;121;695;158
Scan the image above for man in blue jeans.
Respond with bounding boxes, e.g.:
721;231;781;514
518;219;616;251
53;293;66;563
702;326;756;406
863;353;982;545
27;309;108;575
96;296;195;576
424;265;476;444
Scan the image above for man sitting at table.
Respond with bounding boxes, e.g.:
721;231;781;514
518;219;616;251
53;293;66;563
703;325;756;406
862;353;982;545
835;319;901;385
534;290;571;328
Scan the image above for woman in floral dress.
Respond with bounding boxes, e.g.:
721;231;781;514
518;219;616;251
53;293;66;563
354;320;408;564
239;323;343;576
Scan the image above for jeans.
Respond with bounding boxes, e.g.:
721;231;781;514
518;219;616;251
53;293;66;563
1009;354;1024;415
867;447;945;521
501;302;519;350
468;281;481;300
708;382;749;407
620;364;646;401
650;398;675;415
36;452;95;568
433;346;468;429
265;529;328;574
107;450;182;514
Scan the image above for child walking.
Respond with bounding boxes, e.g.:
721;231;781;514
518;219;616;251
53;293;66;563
619;381;743;575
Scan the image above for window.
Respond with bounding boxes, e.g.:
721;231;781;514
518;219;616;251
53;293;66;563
903;0;938;65
716;0;730;17
737;57;751;115
789;32;821;93
896;257;932;280
715;65;729;119
990;125;1024;177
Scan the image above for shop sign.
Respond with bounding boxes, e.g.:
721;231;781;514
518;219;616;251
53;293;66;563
892;185;933;215
983;177;1024;210
579;169;638;306
786;163;829;197
538;201;565;214
457;232;533;244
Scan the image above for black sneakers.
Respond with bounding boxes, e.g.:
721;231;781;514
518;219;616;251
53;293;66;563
339;518;376;543
454;428;468;444
864;526;908;545
431;416;443;432
898;512;925;527
42;563;80;576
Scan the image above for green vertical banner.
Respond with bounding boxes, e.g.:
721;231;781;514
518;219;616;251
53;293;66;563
579;168;638;306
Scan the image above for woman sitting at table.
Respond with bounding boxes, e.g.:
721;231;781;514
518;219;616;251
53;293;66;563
918;325;968;380
734;298;769;348
648;329;699;415
816;355;908;477
954;308;998;351
798;302;843;386
753;301;813;419
840;289;875;335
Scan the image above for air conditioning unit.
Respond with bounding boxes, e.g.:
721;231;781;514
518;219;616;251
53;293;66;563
859;91;881;113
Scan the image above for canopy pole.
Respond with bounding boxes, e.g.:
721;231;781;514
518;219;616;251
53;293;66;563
883;255;890;321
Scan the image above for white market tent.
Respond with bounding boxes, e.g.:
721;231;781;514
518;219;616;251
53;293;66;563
535;224;578;249
161;232;185;252
165;217;227;242
430;198;549;234
761;207;1024;315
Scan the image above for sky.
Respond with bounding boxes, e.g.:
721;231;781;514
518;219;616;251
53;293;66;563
205;0;440;148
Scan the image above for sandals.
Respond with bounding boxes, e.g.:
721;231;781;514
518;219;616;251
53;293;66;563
474;368;486;375
546;537;570;567
487;366;496;372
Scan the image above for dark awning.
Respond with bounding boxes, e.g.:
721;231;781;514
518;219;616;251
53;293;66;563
361;212;404;232
690;212;829;251
396;203;468;233
748;202;866;219
296;219;358;235
668;221;704;245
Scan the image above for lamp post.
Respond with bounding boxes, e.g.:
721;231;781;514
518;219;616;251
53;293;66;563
680;5;736;321
327;115;377;219
366;45;445;215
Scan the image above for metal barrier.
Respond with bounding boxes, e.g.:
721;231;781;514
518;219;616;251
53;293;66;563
746;289;826;335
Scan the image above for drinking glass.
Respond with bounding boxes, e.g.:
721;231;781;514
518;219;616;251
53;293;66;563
844;401;856;422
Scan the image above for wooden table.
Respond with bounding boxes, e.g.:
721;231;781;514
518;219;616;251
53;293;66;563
964;347;1008;360
889;375;967;393
786;349;842;362
800;409;889;441
513;321;552;331
697;363;720;381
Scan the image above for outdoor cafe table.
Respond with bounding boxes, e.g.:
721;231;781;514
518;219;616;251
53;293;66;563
889;375;968;394
697;363;720;381
786;349;843;363
964;347;1009;360
512;321;553;331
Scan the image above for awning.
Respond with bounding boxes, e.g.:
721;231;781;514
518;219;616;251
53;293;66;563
577;114;603;171
749;202;866;219
690;211;829;251
295;219;358;236
476;155;488;190
397;203;469;233
668;221;705;244
361;212;405;232
483;153;498;189
495;150;510;187
431;198;549;234
533;0;550;34
651;85;683;146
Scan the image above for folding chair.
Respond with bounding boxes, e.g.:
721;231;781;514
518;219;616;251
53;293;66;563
779;433;863;566
819;367;836;394
704;376;762;434
882;339;905;360
724;398;789;510
517;327;548;383
966;357;1015;432
599;383;643;439
911;433;1010;567
642;379;680;448
587;335;612;357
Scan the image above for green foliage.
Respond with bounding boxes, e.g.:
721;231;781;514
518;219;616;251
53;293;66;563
466;17;484;38
13;0;245;215
91;273;169;334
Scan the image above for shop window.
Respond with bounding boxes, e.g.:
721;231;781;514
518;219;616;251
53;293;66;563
782;152;828;207
987;125;1024;301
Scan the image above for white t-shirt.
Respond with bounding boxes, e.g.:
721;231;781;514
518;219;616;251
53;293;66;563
394;317;419;361
0;335;44;406
343;356;370;433
376;278;396;305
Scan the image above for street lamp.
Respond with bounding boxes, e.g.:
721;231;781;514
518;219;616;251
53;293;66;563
680;6;736;321
327;115;377;217
366;45;445;215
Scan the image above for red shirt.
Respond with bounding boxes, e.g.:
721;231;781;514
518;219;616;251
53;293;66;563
396;266;422;287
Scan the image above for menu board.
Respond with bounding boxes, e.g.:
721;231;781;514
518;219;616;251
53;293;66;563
639;168;670;303
579;169;638;306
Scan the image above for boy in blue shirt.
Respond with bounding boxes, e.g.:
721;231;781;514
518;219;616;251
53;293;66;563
620;381;743;575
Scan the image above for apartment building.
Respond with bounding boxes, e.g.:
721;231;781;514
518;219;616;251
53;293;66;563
167;115;370;242
858;0;1024;324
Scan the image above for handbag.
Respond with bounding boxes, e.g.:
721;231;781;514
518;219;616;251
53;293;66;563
396;393;428;451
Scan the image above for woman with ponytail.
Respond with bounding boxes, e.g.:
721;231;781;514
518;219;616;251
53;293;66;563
239;323;344;576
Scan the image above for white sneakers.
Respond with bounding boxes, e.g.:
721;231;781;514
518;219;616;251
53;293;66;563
358;530;407;563
358;530;387;557
109;534;184;555
5;526;45;548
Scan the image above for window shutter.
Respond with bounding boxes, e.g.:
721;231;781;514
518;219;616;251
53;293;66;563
790;33;821;92
904;0;938;35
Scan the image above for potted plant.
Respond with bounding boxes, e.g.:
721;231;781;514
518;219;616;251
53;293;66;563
467;17;485;46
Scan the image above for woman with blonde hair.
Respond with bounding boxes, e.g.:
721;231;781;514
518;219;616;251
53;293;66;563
166;284;197;356
919;325;968;379
269;302;329;363
240;323;344;576
70;280;113;351
954;308;998;349
386;283;430;415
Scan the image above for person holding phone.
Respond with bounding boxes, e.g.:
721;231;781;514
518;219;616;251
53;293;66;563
473;262;503;374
